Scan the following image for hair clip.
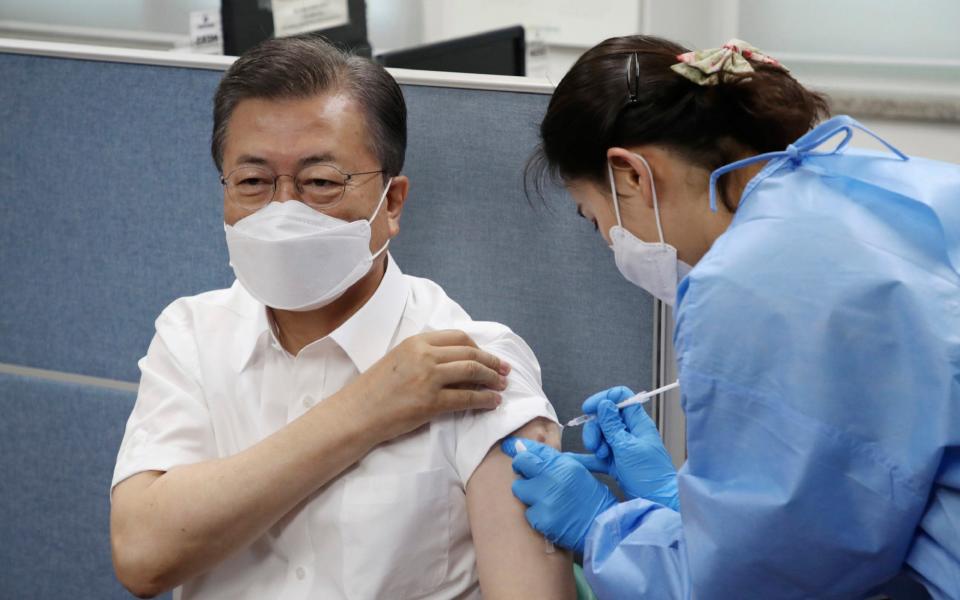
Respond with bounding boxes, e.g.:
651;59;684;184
625;52;641;103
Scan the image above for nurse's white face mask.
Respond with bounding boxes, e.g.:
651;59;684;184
607;155;691;306
224;178;393;311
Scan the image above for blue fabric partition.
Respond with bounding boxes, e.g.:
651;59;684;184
0;372;169;600
0;49;655;598
395;84;655;430
0;53;233;383
0;50;654;427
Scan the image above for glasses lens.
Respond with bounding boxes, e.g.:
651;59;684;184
297;164;348;208
225;167;274;210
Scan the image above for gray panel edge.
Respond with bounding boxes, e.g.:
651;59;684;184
0;363;138;393
0;37;555;94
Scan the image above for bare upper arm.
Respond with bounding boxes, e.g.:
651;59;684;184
465;417;575;600
111;470;162;522
110;471;164;548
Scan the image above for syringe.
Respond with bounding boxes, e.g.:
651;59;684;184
564;381;680;427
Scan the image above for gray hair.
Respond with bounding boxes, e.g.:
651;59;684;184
211;34;406;177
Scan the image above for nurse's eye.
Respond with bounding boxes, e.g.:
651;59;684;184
576;207;599;231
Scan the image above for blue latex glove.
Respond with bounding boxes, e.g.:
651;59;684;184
574;386;680;510
502;436;617;554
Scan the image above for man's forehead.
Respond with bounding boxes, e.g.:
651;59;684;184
233;92;359;121
224;93;373;168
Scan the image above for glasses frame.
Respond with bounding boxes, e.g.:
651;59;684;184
220;163;386;212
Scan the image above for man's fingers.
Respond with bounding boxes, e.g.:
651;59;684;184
433;345;510;376
436;360;506;391
436;388;501;413
420;329;478;348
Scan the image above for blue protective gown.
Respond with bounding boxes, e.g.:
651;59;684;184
583;117;960;599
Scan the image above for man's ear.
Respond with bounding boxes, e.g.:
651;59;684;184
384;175;409;238
606;147;655;210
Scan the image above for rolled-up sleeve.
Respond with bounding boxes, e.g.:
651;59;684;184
111;306;217;490
453;329;559;485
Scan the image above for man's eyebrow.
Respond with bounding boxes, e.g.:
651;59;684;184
232;154;339;168
234;155;269;166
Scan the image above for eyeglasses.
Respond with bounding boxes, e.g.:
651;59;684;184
220;163;385;212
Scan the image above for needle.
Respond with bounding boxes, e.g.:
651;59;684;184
565;381;680;427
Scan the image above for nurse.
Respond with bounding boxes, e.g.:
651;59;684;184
503;35;960;598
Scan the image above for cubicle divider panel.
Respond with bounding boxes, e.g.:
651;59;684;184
0;52;232;383
393;84;655;440
0;49;654;436
0;48;654;597
0;371;170;599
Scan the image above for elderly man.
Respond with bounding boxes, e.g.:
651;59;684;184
109;35;573;599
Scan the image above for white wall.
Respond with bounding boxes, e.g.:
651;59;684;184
4;0;957;164
0;0;219;34
366;0;960;165
856;119;960;164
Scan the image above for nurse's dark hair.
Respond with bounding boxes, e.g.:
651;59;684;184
526;35;829;210
211;34;406;177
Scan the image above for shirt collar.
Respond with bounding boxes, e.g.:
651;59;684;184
232;288;273;373
234;255;409;373
330;255;408;372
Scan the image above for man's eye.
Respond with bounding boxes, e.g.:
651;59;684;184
239;178;269;186
302;178;337;188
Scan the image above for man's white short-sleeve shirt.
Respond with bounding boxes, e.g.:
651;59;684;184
112;256;558;600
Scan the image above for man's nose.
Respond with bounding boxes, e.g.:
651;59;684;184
273;174;301;202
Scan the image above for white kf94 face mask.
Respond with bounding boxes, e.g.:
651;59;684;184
607;156;691;307
224;178;393;311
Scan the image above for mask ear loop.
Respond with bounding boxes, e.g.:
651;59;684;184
608;156;666;245
608;161;624;229
369;177;393;259
368;177;393;223
633;154;665;245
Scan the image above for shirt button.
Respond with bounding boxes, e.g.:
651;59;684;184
302;395;315;409
295;566;306;580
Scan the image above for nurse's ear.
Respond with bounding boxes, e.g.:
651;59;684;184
606;147;657;210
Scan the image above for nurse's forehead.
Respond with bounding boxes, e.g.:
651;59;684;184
223;94;372;167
